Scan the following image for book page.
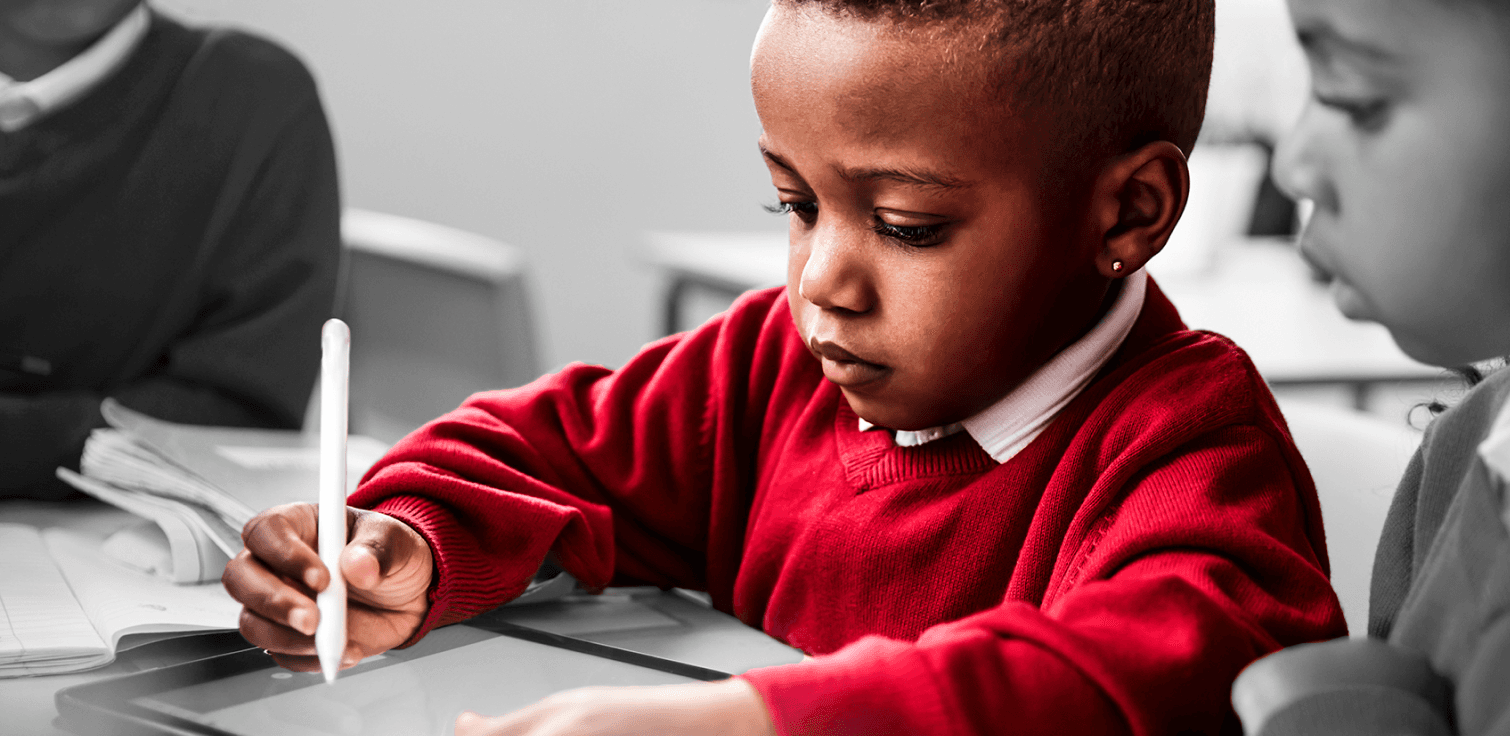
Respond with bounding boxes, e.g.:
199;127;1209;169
42;528;241;652
0;524;105;673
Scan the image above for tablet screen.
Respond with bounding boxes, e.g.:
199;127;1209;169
129;626;702;736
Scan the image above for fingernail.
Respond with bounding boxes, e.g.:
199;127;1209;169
290;607;317;635
304;567;322;590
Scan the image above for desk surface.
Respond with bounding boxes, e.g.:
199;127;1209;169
641;231;1442;386
0;499;801;736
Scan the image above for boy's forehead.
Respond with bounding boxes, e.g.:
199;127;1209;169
751;3;1086;186
753;4;998;94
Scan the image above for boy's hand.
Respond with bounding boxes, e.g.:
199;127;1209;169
222;503;434;671
452;679;776;736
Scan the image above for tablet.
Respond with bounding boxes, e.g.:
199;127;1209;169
57;622;728;736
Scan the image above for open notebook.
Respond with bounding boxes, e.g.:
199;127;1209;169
0;524;240;678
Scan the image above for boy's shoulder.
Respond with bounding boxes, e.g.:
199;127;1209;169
154;11;321;107
1094;280;1282;438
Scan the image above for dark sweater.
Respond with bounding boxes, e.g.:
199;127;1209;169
0;11;340;497
352;284;1345;736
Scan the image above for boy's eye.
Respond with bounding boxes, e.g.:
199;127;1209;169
1314;93;1391;132
764;200;818;223
871;219;945;248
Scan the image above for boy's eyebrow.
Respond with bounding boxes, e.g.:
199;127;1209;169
760;146;971;191
1294;20;1395;65
835;164;972;191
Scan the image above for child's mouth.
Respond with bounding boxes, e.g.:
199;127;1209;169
808;338;890;387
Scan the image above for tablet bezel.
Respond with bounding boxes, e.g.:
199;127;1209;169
56;621;732;736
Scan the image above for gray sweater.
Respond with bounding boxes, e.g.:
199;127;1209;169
1249;369;1510;735
0;12;341;497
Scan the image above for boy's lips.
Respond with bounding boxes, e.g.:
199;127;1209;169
808;337;890;387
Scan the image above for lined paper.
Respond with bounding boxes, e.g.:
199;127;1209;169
0;524;240;677
0;524;106;673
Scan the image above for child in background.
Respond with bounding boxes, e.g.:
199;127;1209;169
1232;0;1510;734
225;1;1346;734
0;0;341;498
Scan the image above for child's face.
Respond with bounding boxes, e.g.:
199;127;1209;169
1275;0;1510;366
750;6;1109;431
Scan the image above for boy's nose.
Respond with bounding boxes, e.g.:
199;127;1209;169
796;222;874;314
1271;105;1339;215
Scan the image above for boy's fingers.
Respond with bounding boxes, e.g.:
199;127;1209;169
241;503;328;591
238;607;316;656
222;549;321;635
267;651;323;673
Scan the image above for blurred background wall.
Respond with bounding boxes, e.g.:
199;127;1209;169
156;0;782;372
153;0;1308;373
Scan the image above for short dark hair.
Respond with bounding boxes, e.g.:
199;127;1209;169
778;0;1215;162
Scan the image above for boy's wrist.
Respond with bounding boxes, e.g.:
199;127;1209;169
713;678;778;736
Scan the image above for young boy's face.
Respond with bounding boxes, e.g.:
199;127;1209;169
750;6;1110;431
1275;0;1510;366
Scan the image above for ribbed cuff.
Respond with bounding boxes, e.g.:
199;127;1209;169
738;636;954;736
370;494;532;646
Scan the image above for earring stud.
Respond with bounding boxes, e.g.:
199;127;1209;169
1111;260;1125;273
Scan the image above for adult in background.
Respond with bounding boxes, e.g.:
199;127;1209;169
0;0;341;498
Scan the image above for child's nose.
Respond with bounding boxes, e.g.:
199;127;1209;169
796;222;874;314
1271;106;1339;215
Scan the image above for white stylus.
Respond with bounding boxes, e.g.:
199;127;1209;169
316;319;349;684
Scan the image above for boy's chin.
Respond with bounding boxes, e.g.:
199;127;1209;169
844;391;960;433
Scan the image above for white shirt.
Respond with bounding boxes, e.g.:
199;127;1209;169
859;268;1148;464
0;4;150;133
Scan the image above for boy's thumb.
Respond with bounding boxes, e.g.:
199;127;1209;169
340;516;407;591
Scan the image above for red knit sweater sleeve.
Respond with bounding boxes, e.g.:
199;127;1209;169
346;289;791;636
739;422;1346;736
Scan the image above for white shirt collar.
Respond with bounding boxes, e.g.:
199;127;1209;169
0;3;150;133
859;268;1148;464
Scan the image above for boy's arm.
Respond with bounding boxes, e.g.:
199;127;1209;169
0;89;339;499
349;289;792;641
737;424;1347;736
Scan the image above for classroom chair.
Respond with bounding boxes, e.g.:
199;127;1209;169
328;209;542;444
1275;398;1422;636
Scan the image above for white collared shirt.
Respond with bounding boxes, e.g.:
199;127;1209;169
859;268;1148;464
0;3;150;133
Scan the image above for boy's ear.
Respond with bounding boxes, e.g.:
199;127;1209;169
1087;141;1190;278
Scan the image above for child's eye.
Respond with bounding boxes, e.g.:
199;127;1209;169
1314;93;1391;132
871;220;945;247
764;200;818;223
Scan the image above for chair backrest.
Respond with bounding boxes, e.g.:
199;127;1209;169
332;209;541;443
1277;398;1422;636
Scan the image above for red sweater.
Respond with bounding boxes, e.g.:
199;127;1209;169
350;283;1345;736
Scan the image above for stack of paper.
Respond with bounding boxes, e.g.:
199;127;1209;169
57;399;390;584
0;524;242;677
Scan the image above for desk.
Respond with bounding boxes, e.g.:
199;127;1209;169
641;232;1444;409
0;499;802;735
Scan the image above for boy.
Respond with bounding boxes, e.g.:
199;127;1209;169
0;0;340;498
226;1;1346;734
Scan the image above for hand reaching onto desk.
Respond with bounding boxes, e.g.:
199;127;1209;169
222;502;433;671
452;679;776;736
